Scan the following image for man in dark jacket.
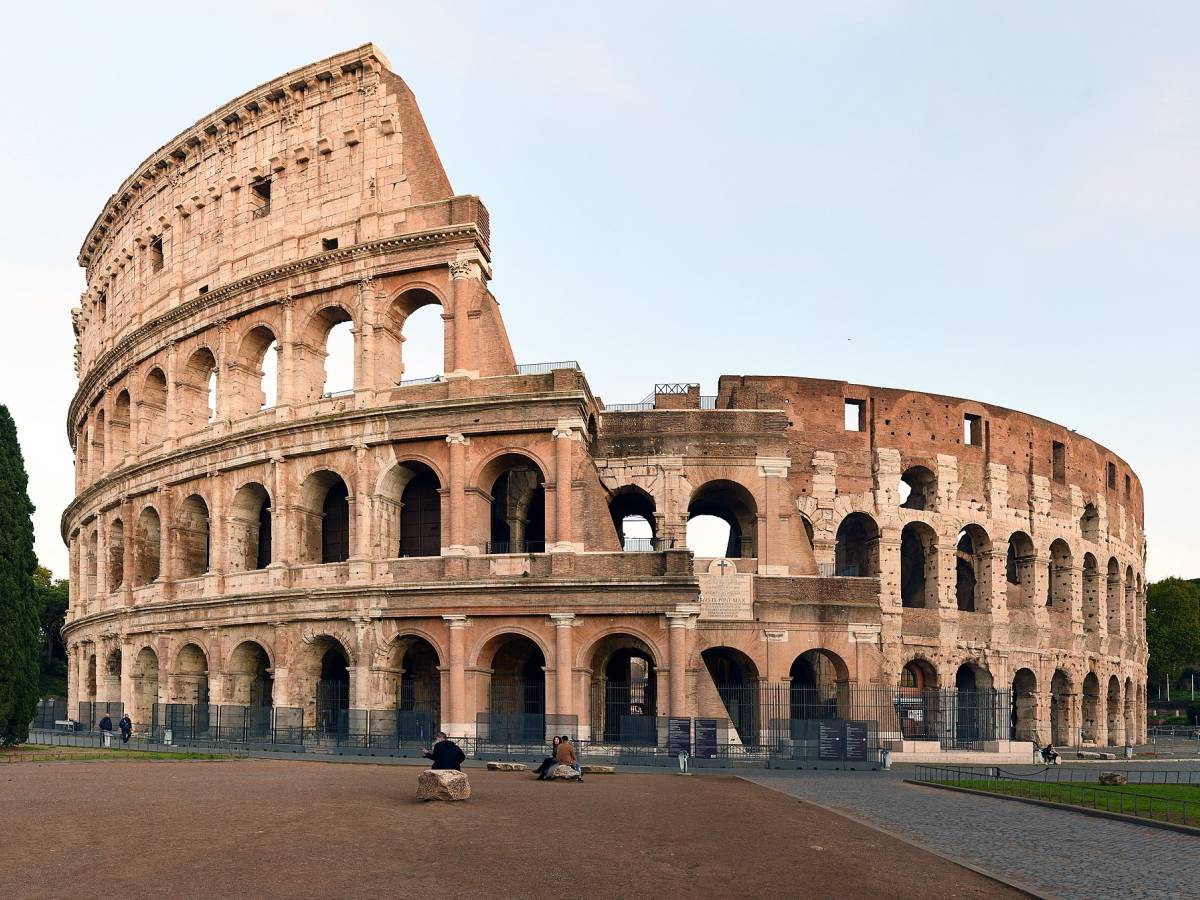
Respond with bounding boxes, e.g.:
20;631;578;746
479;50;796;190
423;732;466;770
119;715;133;744
98;715;113;734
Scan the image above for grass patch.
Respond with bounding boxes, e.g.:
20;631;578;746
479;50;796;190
933;778;1200;826
2;744;227;764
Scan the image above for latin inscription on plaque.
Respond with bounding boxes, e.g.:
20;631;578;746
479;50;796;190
698;559;754;621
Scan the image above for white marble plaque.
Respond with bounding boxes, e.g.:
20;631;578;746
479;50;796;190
698;560;754;621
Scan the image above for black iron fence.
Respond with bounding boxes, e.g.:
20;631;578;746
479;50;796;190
485;540;546;554
30;699;69;729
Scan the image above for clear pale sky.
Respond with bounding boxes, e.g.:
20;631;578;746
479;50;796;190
1;2;1195;580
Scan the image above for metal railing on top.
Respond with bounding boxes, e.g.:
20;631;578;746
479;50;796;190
603;401;655;412
622;537;675;552
485;540;546;554
514;360;580;375
396;374;443;386
320;389;354;399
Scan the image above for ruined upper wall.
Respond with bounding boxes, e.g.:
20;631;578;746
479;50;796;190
71;44;461;380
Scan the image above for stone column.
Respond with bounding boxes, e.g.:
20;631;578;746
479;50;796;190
277;298;296;410
448;260;478;377
551;614;575;719
66;643;78;713
268;456;290;584
667;611;692;717
445;434;469;554
121;498;136;605
551;421;582;552
164;340;179;446
95;514;109;602
443;615;468;735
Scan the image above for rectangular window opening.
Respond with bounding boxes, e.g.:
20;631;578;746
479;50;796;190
1125;474;1131;499
251;178;272;218
321;237;339;252
1107;461;1117;489
149;235;163;273
1052;441;1065;482
198;285;209;295
964;413;982;446
844;399;866;432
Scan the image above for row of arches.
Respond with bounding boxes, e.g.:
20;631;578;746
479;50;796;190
76;292;447;484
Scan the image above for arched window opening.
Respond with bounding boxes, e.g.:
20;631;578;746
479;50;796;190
175;495;211;578
1050;669;1072;745
172;644;209;706
316;641;351;734
899;466;936;511
1011;668;1038;742
297;471;351;564
1082;554;1101;632
1106;676;1122;747
687;480;757;559
392;291;445;382
789;649;848;722
93;411;106;473
377;462;442;559
227;641;273;732
955;526;989;612
1106;557;1121;633
701;647;760;746
487;456;546;554
260;340;279;409
386;637;442;741
900;522;937;608
233;325;279;415
834;513;879;577
179;348;217;432
107;519;124;591
589;635;658;745
229;483;272;572
1048;539;1073;610
141;369;167;447
134;507;161;585
486;635;546;743
1079;503;1100;543
609;487;657;551
131;647;159;727
954;663;996;747
1082;672;1101;744
1005;532;1036;608
112;391;131;460
323;319;355;396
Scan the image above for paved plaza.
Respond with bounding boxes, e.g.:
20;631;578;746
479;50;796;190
746;765;1196;900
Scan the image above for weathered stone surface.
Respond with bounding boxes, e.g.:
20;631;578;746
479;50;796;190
1098;771;1127;785
546;765;580;781
417;769;471;801
1077;751;1118;760
486;761;527;771
580;765;615;774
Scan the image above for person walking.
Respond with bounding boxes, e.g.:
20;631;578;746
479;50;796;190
98;714;113;748
118;714;132;745
534;736;562;780
423;731;466;771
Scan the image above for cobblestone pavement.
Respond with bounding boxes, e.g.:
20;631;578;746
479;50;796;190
744;767;1195;900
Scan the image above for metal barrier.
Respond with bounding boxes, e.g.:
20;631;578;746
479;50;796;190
514;360;581;375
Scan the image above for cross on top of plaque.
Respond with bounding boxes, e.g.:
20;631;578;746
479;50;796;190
715;559;733;575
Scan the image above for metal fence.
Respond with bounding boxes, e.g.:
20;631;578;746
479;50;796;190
30;699;69;729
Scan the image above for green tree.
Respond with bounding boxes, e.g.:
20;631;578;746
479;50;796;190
1146;577;1200;694
33;566;69;697
0;405;39;745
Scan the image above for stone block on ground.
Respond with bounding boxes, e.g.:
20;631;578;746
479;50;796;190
546;764;580;781
417;768;471;801
1098;771;1128;786
486;761;527;771
1077;750;1117;760
580;765;615;774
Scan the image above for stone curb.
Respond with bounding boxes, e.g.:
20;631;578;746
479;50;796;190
907;780;1200;839
738;776;1046;899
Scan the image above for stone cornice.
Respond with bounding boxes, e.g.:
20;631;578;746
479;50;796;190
78;43;389;270
68;224;488;441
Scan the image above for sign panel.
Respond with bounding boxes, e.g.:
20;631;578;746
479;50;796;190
817;720;844;761
695;718;718;759
698;560;754;621
668;717;692;758
844;721;869;762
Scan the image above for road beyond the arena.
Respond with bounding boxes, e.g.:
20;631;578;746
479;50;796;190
0;758;1021;900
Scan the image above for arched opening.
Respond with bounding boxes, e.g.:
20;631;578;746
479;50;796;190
381;636;441;741
486;455;546;554
1082;672;1100;744
900;522;937;608
322;314;355;397
1050;670;1072;745
1106;675;1122;746
1123;676;1135;745
589;634;658;745
1080;503;1100;542
227;641;273;736
175;494;210;578
486;635;546;742
953;662;996;747
377;462;443;558
687;480;757;559
702;647;760;746
76;423;89;482
900;659;937;692
1010;668;1038;742
85;654;97;702
172;643;209;706
179;347;218;432
84;529;98;601
955;525;990;612
1106;558;1121;634
609;487;657;551
141;368;167;447
92;410;106;474
314;640;351;734
298;306;355;402
107;519;124;591
1082;554;1100;633
134;507;161;585
1047;539;1073;610
389;289;445;382
1125;567;1136;636
899;465;936;510
103;648;121;711
112;390;130;460
297;470;351;564
228;483;272;572
788;649;848;721
131;647;159;728
835;512;879;577
233;325;279;415
1005;531;1036;609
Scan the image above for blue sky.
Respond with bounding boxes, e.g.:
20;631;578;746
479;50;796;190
1;2;1195;579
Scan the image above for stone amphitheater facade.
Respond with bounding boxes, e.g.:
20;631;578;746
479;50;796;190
62;44;1147;748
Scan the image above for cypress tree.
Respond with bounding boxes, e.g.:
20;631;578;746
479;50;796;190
0;405;39;745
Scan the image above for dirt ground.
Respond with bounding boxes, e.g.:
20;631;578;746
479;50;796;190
0;759;1022;899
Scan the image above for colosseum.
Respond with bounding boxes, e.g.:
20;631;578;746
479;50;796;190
61;44;1147;760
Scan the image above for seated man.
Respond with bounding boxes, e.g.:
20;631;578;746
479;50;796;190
555;734;583;781
424;731;466;771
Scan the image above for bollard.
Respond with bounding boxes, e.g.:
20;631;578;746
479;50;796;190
880;748;892;770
